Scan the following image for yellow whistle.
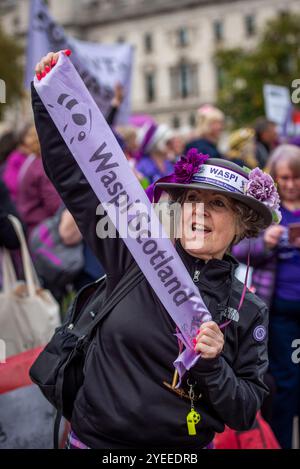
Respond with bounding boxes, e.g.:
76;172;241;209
186;410;201;436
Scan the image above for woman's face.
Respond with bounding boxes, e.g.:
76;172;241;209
180;189;239;261
275;161;300;203
208;119;224;143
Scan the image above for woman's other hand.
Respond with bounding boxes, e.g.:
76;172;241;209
264;225;285;249
59;209;82;246
111;82;124;108
35;49;71;81
193;321;224;359
291;236;300;249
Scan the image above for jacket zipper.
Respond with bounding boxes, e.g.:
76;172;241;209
193;259;201;283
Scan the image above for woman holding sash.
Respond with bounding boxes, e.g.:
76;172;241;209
32;51;281;450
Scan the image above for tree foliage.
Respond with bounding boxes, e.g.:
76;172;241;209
215;12;300;127
0;24;24;120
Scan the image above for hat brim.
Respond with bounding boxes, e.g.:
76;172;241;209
155;181;273;228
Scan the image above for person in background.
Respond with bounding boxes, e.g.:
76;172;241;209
226;128;258;169
2;124;32;203
0;128;18;179
115;125;149;188
232;144;300;448
106;82;124;126
115;126;138;160
106;86;150;189
165;132;185;163
106;85;151;189
59;209;105;290
0;180;22;289
185;104;225;159
254;117;278;169
136;123;174;184
0;180;20;250
17;125;61;235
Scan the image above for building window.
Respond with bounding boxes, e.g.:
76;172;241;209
216;66;225;90
172;116;181;129
245;15;256;37
13;15;20;29
213;20;223;42
144;33;153;53
170;62;198;100
145;72;155;103
177;27;189;47
189;113;196;128
278;9;289;18
84;0;100;8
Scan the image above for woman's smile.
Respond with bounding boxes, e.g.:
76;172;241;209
191;222;212;235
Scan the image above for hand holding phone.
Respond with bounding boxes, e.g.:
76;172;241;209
288;222;300;247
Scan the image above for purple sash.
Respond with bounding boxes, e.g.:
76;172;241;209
33;54;212;384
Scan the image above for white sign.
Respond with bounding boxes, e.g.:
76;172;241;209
263;84;291;127
0;79;6;104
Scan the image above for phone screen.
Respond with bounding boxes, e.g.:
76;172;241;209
288;222;300;244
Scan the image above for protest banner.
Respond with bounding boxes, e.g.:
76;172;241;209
25;0;133;124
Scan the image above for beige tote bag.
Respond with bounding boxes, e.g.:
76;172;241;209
0;215;61;358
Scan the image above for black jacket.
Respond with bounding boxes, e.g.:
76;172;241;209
185;138;224;160
32;85;269;450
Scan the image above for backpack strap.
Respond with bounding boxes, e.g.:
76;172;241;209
54;411;62;449
87;261;144;336
54;261;144;449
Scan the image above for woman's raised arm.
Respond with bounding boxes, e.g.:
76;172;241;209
31;51;134;291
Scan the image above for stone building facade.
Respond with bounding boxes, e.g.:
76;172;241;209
1;0;300;128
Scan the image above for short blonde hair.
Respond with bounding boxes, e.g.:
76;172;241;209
230;199;266;246
266;144;300;180
197;105;224;137
115;126;137;143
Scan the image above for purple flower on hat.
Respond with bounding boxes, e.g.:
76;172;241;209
174;148;209;184
245;167;282;222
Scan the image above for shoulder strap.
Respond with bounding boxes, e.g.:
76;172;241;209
86;261;144;337
71;261;144;339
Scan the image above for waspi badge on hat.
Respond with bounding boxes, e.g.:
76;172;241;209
192;163;248;194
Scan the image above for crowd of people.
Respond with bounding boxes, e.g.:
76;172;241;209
1;54;300;449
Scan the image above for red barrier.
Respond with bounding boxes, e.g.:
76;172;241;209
0;346;43;394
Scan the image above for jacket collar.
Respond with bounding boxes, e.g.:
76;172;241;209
175;240;241;322
175;239;239;287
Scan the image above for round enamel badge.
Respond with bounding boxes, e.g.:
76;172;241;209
253;325;266;342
